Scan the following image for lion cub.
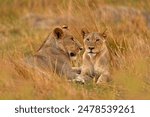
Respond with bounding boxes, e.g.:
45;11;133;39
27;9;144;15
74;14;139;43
77;28;110;84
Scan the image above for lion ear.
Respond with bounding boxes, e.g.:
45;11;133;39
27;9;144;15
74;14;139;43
81;28;89;38
101;28;107;38
53;27;64;39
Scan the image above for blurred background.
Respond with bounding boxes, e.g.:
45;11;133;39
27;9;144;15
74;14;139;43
0;0;150;99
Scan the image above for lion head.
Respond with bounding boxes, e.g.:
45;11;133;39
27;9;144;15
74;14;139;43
81;28;107;57
52;25;83;60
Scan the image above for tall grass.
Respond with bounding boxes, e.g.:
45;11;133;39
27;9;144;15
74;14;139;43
0;0;150;99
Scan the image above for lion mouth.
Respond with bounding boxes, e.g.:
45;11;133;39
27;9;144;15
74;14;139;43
88;52;96;55
88;50;95;54
88;51;93;54
87;51;96;57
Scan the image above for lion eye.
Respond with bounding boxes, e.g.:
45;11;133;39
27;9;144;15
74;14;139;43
96;39;100;41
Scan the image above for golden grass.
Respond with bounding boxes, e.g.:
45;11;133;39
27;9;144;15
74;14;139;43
0;0;150;99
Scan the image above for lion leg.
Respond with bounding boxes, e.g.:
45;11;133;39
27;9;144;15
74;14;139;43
65;70;79;80
73;75;85;84
72;67;81;74
96;73;110;84
74;74;93;84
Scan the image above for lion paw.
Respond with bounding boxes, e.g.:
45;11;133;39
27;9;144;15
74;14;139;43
73;77;85;84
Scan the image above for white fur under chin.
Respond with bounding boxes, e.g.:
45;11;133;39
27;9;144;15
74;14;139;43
88;53;96;58
70;56;77;60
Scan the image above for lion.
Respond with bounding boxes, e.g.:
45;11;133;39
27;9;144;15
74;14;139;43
76;28;111;84
32;25;83;80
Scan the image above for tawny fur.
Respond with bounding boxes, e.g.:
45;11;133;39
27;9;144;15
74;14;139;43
32;26;83;80
77;28;110;84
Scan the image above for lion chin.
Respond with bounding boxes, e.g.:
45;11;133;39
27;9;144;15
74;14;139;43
88;53;96;58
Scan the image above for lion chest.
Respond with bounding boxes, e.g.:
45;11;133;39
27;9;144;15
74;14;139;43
83;53;106;78
93;63;102;77
91;55;107;77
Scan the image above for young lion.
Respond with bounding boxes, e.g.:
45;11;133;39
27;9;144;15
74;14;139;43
76;28;111;84
33;25;83;80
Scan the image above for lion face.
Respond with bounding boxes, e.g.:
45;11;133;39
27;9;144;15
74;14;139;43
53;26;83;60
63;35;83;60
81;28;107;57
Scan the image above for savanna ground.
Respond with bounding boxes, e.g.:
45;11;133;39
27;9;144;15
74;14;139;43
0;0;150;99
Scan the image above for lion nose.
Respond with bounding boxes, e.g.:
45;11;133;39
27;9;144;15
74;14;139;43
79;47;83;51
70;52;76;57
88;47;94;50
